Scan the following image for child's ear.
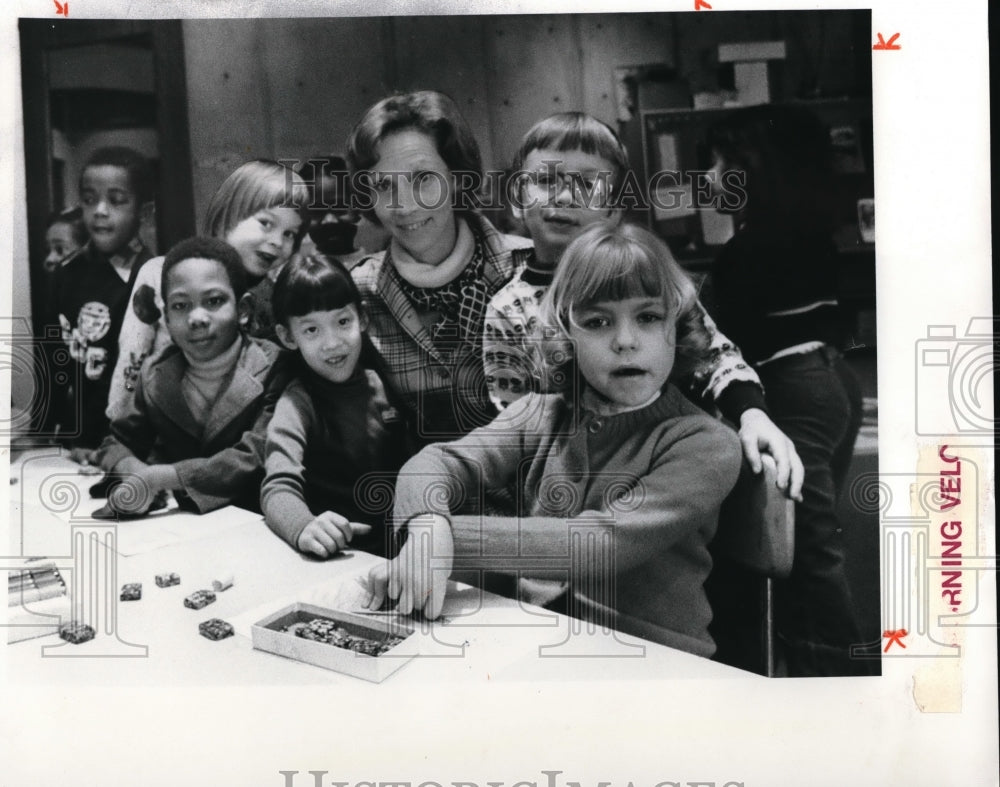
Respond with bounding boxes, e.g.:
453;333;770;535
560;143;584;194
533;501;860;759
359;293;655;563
357;306;370;333
274;322;297;350
237;293;255;330
509;175;527;222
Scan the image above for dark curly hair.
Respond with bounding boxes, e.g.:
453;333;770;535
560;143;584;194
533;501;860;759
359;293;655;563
161;236;249;300
80;146;155;205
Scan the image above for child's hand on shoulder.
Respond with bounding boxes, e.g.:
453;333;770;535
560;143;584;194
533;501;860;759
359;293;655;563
738;408;805;501
297;512;372;559
365;513;453;619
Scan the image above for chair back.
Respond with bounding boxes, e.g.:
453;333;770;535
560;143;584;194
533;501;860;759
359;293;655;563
714;454;795;578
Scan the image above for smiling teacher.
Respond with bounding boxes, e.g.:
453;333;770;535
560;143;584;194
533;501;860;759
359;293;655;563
347;91;531;441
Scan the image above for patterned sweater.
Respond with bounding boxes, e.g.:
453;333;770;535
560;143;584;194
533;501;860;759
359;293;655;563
47;238;153;447
350;212;531;444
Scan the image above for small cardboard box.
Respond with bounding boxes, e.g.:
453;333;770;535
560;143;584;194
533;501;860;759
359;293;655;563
251;603;416;683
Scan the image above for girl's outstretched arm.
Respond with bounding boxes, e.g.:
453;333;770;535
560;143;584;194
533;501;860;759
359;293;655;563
372;393;551;617
392;392;550;527
442;417;743;581
385;403;742;599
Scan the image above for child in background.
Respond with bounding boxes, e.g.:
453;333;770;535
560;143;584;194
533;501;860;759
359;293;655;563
106;159;310;423
95;237;290;517
368;224;742;656
47;147;155;449
262;254;412;559
483;112;802;497
295;156;369;269
40;208;87;386
43;207;87;273
705;105;870;676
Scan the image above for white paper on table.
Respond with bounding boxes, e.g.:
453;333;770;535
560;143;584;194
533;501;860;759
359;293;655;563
9;500;82;558
11;498;263;557
112;506;265;556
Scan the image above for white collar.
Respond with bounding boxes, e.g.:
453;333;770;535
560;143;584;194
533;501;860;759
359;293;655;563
389;218;474;289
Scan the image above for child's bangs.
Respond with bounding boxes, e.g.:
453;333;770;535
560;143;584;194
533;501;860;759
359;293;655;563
543;223;695;340
206;161;312;238
516;113;628;181
251;169;311;213
536;127;621;179
538;125;598;158
285;268;357;318
573;240;675;312
273;255;363;326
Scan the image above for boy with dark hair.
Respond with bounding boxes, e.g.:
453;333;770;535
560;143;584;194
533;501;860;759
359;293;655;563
46;146;156;449
94;236;290;517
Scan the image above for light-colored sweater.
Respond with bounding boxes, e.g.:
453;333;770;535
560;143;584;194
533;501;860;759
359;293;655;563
393;385;743;657
182;335;243;428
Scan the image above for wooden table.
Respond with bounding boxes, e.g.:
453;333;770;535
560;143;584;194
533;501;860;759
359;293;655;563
4;449;746;684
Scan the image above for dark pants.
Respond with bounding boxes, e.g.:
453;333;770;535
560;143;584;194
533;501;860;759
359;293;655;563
758;346;872;676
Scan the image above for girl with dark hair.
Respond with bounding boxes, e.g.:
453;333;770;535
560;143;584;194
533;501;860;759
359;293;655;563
706;105;869;677
262;254;413;560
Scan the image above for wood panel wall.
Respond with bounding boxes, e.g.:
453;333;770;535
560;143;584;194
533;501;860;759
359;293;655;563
182;12;865;222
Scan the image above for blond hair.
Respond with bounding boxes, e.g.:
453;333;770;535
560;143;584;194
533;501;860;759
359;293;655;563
203;159;311;244
539;223;711;385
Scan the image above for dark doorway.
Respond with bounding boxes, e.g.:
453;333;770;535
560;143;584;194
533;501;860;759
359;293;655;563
19;19;196;338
